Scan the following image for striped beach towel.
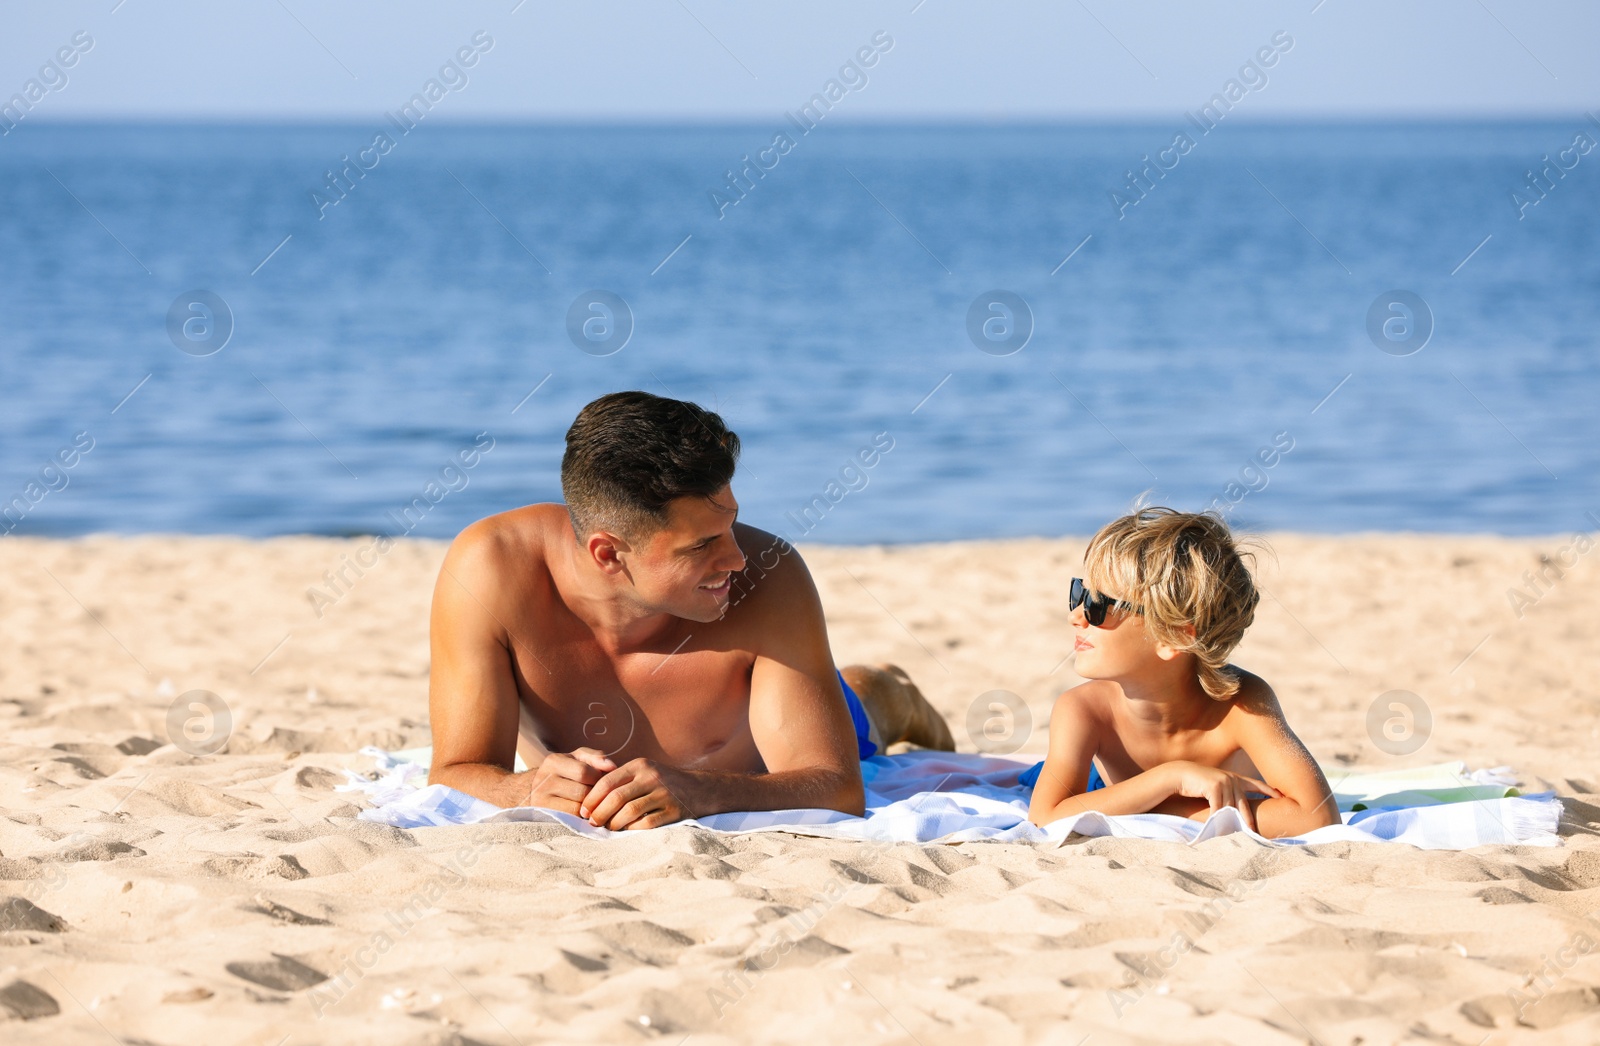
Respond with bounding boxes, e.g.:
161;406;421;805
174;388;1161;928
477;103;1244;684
342;747;1561;849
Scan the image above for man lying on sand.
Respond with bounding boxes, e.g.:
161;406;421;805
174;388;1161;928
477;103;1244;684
1025;506;1338;838
427;391;953;829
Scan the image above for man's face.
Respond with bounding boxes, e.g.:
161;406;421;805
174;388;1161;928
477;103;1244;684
626;485;746;622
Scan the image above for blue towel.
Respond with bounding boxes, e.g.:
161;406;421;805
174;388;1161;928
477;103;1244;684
838;670;877;760
1018;760;1104;792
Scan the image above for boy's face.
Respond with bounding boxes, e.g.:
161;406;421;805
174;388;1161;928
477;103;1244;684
1069;582;1154;679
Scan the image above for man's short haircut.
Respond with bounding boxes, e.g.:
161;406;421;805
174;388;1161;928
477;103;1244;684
1084;505;1260;701
561;391;740;541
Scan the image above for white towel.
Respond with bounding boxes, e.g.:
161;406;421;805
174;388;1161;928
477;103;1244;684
343;747;1561;849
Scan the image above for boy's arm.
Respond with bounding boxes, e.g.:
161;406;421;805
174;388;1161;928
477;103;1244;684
1028;687;1176;825
1030;683;1285;830
1228;681;1339;838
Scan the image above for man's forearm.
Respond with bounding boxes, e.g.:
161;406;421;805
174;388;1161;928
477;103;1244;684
676;765;865;818
429;761;531;808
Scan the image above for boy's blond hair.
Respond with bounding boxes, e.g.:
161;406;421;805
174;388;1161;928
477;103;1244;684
1083;506;1259;701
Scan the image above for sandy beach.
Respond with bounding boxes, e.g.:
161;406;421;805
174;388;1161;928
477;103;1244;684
2;531;1598;1044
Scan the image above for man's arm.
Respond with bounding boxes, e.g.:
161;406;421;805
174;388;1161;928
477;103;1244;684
427;524;609;811
581;540;865;828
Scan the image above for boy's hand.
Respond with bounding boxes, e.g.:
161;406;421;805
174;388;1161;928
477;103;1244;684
1162;761;1282;834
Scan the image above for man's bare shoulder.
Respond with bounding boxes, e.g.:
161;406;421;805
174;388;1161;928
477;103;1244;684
720;523;837;646
437;504;567;595
446;504;562;562
725;523;816;609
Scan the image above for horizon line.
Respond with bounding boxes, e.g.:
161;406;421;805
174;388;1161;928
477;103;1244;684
7;111;1593;129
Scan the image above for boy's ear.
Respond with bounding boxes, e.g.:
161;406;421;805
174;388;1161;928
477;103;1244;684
1153;623;1198;662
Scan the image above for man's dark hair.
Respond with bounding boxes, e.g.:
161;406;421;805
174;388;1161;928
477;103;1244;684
561;391;740;540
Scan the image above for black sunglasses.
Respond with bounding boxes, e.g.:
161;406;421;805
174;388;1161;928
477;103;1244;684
1069;577;1143;626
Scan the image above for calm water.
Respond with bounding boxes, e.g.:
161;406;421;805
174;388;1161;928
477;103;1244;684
1;122;1596;543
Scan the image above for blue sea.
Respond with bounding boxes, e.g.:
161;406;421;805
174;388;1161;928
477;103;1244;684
1;121;1596;543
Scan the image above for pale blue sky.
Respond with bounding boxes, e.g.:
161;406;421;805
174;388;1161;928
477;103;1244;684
2;0;1596;121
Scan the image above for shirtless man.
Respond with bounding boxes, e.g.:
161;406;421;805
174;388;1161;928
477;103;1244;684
427;391;953;830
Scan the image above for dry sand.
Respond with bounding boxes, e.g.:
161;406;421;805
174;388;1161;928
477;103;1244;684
2;531;1599;1044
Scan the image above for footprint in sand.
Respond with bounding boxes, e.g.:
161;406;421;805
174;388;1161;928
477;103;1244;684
225;953;329;992
0;896;67;934
1475;885;1534;905
1562;848;1600;889
250;894;331;925
1464;986;1600;1030
294;765;344;790
202;854;311;882
57;838;145;863
0;979;60;1020
740;934;847;970
588;920;697;965
532;949;613;994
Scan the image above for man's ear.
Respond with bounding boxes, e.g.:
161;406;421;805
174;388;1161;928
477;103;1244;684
586;530;632;575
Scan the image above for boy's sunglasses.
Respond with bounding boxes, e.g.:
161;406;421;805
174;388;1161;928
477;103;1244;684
1069;577;1143;626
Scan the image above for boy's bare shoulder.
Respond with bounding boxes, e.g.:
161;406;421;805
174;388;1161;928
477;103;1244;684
1053;679;1121;717
1220;667;1294;729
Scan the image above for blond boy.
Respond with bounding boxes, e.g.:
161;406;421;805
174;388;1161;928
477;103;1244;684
1026;507;1337;838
